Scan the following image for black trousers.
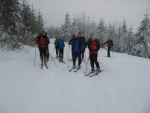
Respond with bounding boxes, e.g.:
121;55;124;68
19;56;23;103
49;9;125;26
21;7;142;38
59;48;64;59
90;53;99;69
46;45;49;59
39;47;47;62
71;46;74;59
73;52;81;66
107;47;111;57
55;46;59;56
81;50;85;59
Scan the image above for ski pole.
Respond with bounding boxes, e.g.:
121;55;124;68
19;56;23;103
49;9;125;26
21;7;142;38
49;52;57;67
65;47;68;55
51;47;55;57
111;47;113;58
98;48;102;64
67;45;70;67
84;53;90;73
34;48;36;66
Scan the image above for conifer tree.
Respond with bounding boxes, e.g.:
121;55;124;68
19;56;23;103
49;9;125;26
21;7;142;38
132;12;150;58
0;0;21;35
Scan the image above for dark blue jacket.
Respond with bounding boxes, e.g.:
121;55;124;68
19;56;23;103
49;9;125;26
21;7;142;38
71;36;82;52
57;39;65;48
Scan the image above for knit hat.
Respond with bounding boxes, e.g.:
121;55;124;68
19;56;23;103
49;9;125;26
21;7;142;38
91;34;95;39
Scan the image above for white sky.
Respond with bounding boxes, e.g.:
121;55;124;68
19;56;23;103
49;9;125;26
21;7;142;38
29;0;150;32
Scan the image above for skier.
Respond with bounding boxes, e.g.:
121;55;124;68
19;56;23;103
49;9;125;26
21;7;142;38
102;38;113;57
88;34;101;72
44;32;50;62
36;32;49;68
68;35;76;61
54;36;59;58
56;36;65;62
71;32;84;69
80;36;87;61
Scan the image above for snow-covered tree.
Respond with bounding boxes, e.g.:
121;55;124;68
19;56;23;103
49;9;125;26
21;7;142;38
0;0;21;35
37;10;44;32
127;26;134;54
120;19;128;52
62;12;71;41
132;12;150;58
97;18;106;45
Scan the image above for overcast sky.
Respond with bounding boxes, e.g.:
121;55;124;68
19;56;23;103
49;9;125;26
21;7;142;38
29;0;150;32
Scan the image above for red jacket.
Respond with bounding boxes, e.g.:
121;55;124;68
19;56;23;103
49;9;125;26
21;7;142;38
104;40;113;47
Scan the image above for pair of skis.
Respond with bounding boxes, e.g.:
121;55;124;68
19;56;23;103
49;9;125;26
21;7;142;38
69;66;81;72
41;63;48;69
85;70;104;77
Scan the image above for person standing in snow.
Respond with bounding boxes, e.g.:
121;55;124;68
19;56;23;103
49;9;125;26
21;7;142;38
102;38;113;57
56;36;65;62
54;36;59;58
80;36;87;61
71;32;83;68
88;35;101;72
44;32;50;62
68;35;76;60
36;32;49;68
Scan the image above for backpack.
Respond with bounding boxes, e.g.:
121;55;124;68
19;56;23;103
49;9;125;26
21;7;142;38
81;37;87;47
39;37;47;48
89;39;100;51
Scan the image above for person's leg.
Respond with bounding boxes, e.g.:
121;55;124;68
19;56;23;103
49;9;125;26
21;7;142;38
77;52;81;66
62;48;64;59
94;54;100;70
59;48;63;61
39;48;45;67
82;50;85;59
71;46;74;60
46;45;49;62
90;53;95;71
108;47;111;57
73;52;77;67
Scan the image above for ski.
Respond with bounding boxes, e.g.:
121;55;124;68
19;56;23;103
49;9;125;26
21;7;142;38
89;70;104;77
69;66;76;72
74;66;81;72
41;65;48;69
85;71;95;76
59;61;66;64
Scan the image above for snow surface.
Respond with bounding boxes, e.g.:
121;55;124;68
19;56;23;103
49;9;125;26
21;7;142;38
0;39;150;113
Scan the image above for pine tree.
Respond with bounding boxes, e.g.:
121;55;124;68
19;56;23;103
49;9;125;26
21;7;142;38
0;0;21;35
121;19;128;52
127;26;134;54
62;13;71;41
37;10;44;33
97;18;106;46
132;12;150;58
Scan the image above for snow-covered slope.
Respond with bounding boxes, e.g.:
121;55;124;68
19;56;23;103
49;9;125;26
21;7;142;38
0;39;150;113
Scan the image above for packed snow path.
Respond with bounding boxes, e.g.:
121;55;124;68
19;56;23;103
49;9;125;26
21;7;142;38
0;39;150;113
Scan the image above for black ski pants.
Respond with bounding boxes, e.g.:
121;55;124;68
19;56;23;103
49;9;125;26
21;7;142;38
55;46;59;56
81;50;85;59
39;47;47;62
90;53;99;69
73;52;81;66
59;48;64;59
107;47;111;57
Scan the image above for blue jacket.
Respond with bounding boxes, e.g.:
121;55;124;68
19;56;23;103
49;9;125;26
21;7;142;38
72;37;82;52
57;39;65;48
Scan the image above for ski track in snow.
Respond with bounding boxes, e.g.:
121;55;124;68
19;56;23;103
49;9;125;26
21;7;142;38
0;39;150;113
